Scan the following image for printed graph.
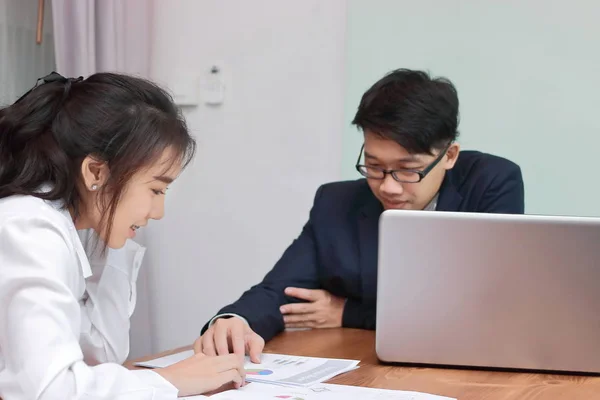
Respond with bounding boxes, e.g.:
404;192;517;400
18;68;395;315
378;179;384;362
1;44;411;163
246;368;274;376
272;357;308;366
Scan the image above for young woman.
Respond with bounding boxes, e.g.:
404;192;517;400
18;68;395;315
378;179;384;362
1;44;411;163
0;72;245;399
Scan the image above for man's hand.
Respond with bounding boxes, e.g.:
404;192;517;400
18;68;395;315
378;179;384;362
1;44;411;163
280;287;345;329
193;317;265;364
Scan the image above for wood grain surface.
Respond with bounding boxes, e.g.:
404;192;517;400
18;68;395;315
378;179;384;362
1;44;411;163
128;328;600;399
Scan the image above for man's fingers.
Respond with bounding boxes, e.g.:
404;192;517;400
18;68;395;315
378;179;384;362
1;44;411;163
247;333;265;364
284;287;320;302
201;331;217;356
214;323;231;356
285;321;316;329
193;336;203;354
283;313;314;324
230;324;246;360
280;302;315;315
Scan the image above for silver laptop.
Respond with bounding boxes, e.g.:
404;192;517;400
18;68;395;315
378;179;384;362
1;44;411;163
375;210;600;373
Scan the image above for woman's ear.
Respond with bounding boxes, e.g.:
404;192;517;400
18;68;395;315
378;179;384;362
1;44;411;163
81;155;109;191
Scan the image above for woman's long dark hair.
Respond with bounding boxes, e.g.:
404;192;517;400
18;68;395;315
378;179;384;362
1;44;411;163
0;72;196;245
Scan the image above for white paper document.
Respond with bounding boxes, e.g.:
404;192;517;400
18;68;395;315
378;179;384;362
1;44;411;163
134;350;359;387
134;349;194;368
239;353;359;387
208;382;456;400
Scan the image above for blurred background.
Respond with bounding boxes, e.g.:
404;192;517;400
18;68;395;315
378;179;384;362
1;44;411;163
2;0;598;358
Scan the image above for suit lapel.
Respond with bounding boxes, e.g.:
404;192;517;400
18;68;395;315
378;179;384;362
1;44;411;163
357;198;383;304
436;170;463;211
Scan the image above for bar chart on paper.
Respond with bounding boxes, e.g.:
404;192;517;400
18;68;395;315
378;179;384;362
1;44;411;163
241;354;360;387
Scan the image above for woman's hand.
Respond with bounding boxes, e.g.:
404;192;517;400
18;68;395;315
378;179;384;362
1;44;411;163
156;352;245;397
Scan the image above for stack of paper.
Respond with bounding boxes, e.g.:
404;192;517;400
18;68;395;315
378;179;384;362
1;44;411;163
236;353;359;387
134;351;359;387
198;382;456;400
136;351;455;400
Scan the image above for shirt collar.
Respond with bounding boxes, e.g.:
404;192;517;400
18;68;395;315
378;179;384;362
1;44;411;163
424;193;439;211
39;185;93;278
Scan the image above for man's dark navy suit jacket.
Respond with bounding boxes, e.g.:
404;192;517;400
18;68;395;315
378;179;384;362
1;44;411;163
202;151;525;342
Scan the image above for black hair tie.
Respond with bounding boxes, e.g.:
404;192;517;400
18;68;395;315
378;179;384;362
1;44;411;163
61;75;83;101
14;71;84;104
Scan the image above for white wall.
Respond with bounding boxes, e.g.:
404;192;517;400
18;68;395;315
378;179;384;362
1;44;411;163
131;0;346;355
0;0;56;105
342;0;600;217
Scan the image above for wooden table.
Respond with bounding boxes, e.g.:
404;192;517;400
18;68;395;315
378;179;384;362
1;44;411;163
130;328;600;399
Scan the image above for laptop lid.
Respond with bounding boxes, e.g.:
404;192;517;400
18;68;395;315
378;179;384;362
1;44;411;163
375;210;600;373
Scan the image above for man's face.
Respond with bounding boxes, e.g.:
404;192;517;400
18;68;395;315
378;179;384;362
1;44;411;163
361;131;460;210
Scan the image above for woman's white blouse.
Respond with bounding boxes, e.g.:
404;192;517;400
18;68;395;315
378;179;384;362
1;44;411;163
0;194;178;399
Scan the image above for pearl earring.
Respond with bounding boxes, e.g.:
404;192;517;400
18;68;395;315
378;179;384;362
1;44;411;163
91;184;98;191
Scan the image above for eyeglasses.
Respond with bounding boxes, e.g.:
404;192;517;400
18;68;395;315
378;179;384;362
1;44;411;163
355;143;451;183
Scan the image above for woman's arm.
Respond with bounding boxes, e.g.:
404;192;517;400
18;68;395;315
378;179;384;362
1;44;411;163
0;216;177;400
77;229;145;365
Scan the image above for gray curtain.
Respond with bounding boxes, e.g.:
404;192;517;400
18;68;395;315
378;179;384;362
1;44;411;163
0;0;56;105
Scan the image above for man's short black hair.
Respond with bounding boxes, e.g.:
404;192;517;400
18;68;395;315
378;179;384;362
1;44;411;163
352;68;459;155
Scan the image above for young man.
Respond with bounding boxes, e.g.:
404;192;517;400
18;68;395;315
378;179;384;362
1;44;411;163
193;69;525;362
